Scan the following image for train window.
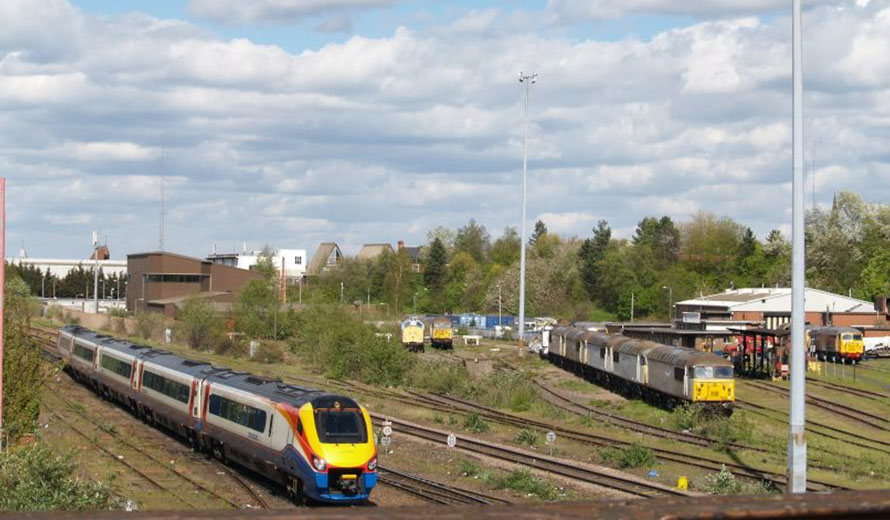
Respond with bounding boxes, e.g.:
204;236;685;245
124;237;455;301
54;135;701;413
100;354;132;379
142;371;190;404
599;349;606;359
612;351;619;363
714;367;733;379
694;367;714;379
209;394;267;433
674;367;684;381
314;410;368;444
73;343;95;362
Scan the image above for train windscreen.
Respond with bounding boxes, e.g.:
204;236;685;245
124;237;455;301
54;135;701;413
315;410;368;444
694;366;733;379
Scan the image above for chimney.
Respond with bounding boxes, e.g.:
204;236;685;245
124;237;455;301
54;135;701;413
398;240;405;250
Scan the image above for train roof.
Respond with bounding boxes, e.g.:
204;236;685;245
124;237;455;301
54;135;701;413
615;338;660;357
62;326;359;409
207;372;356;409
811;326;862;335
646;344;733;367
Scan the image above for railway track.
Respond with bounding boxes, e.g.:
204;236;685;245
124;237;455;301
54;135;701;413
287;374;842;493
371;416;688;499
530;379;765;453
743;380;890;432
43;400;259;510
735;399;890;456
805;378;890;401
31;326;273;509
378;466;511;505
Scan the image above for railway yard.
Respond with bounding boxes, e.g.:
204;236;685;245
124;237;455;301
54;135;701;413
23;323;890;514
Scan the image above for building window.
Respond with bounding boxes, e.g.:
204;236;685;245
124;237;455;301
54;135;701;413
142;370;190;403
145;274;207;283
101;354;132;379
208;395;266;433
294;256;302;265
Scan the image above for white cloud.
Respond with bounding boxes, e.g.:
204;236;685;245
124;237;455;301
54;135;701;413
547;0;840;21
2;0;890;260
187;0;399;25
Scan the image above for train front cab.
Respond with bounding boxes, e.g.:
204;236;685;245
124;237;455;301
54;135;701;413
292;398;377;503
838;331;864;362
690;365;735;412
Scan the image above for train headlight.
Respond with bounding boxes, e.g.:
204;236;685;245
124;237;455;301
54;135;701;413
312;455;327;472
367;457;377;471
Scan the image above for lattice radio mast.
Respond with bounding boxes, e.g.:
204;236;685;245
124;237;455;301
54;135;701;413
159;150;167;251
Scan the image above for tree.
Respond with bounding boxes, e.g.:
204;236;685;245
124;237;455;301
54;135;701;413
738;228;757;259
529;220;547;246
177;296;221;350
3;276;50;441
490;227;521;266
454;219;491;263
578;220;611;300
855;250;890;302
423;237;448;290
235;279;276;339
633;216;680;264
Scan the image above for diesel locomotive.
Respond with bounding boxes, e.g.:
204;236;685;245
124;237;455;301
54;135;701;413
542;325;735;414
807;326;865;363
57;326;378;504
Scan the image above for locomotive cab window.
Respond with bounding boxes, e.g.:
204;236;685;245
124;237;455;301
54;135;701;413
842;333;863;341
694;366;713;379
314;409;368;444
599;349;606;359
612;351;619;363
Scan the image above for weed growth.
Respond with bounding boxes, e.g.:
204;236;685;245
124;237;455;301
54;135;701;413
463;412;490;433
515;429;539;446
598;443;657;469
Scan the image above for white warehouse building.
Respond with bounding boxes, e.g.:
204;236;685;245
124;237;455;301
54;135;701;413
207;247;307;279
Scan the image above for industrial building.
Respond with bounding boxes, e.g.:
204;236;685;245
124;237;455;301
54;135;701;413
674;287;879;328
127;251;263;316
206;247;308;279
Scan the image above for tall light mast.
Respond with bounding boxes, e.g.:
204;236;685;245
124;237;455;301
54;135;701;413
517;71;537;350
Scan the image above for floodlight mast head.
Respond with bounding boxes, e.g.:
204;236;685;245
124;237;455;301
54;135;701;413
519;71;524;83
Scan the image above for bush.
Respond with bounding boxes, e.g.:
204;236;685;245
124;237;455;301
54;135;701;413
461;371;539;412
516;429;539;446
671;405;754;450
289;305;414;387
489;470;558;501
214;336;248;358
463;412;489;433
254;341;285;363
44;304;64;322
0;445;113;511
599;443;657;469
108;308;131;318
135;311;164;341
408;362;471;394
701;466;772;495
176;297;221;350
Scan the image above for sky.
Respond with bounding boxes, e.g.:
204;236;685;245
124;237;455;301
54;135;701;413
2;0;889;260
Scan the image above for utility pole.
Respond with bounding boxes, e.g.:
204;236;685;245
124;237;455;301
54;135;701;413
517;71;537;351
631;292;635;323
497;284;502;328
789;0;807;494
93;231;99;314
0;178;6;452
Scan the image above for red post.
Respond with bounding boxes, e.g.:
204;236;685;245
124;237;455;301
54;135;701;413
0;178;6;451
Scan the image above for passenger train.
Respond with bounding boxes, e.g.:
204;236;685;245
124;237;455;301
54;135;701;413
540;325;735;414
57;326;377;504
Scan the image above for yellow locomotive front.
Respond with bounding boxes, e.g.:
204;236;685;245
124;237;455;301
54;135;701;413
691;365;735;409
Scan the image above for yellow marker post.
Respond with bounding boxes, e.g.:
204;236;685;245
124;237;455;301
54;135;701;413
677;477;688;491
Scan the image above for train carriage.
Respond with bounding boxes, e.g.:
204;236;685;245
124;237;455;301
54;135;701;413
55;326;378;504
543;324;735;414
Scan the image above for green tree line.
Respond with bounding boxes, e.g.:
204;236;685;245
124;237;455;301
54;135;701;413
305;190;890;322
6;263;127;300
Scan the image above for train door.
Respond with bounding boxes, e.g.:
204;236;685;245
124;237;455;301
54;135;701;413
684;367;691;397
639;356;648;384
581;340;587;365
